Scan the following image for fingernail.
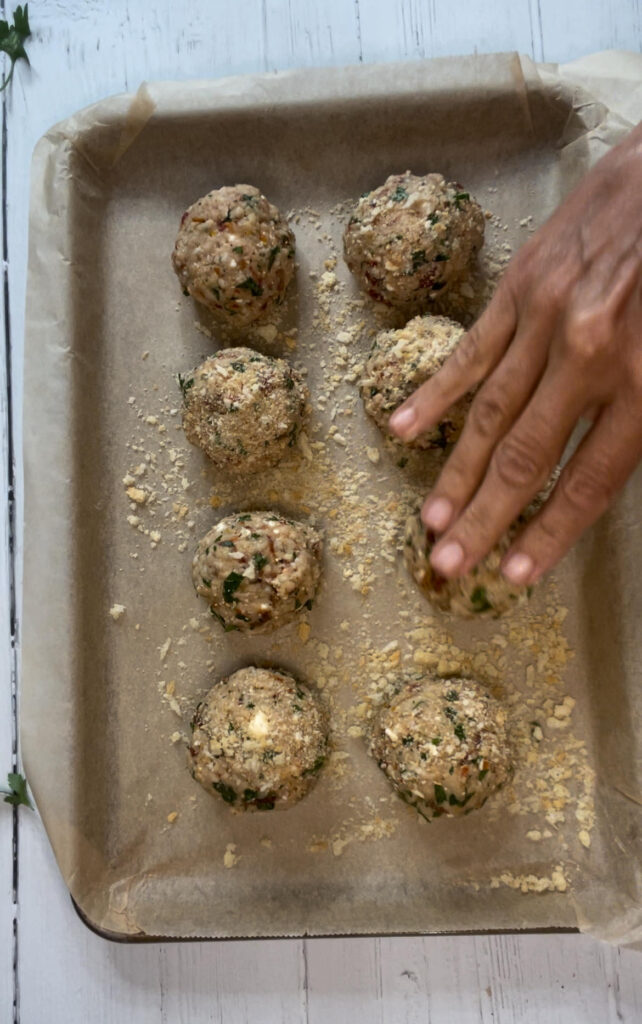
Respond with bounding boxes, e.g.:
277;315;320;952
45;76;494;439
502;552;534;585
431;540;465;576
389;406;416;438
422;497;453;533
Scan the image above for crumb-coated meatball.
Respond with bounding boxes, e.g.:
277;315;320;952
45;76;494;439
343;171;484;308
172;185;296;326
189;666;328;811
403;513;531;618
370;676;512;820
361;314;470;448
403;469;560;618
180;347;308;473
193;510;322;633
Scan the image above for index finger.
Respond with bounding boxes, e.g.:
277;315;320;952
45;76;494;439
388;279;518;442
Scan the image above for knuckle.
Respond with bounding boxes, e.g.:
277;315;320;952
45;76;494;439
468;389;510;440
559;458;612;513
564;307;612;364
492;433;548;491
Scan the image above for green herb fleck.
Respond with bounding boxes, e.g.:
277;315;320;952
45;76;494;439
478;768;489;781
267;245;281;270
223;571;244;603
397;456;408;469
253;552;268;571
402;735;414;747
411;249;426;271
239;277;263;297
434;783;447;805
454;723;466;741
453;191;470;208
444;705;457;723
177;372;194;399
445;689;459;702
212;781;236;804
237;513;252;521
391;185;408;202
231;361;246;372
201;577;211;588
435;253;449;262
243;788;258;801
470;586;492;613
233;245;244;254
431;737;442;746
262;749;277;763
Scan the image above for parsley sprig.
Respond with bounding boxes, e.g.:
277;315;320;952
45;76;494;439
1;771;33;809
0;5;31;93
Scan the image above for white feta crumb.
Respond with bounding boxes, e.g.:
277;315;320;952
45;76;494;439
109;604;126;621
159;637;171;662
366;446;380;464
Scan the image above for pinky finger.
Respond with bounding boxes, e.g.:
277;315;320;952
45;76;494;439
501;401;642;585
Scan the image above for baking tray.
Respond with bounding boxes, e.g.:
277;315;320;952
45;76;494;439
21;53;642;942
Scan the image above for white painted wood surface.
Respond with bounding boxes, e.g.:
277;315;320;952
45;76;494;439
2;0;642;1021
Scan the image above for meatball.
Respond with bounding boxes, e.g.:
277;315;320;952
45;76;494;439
343;171;484;308
172;185;296;326
403;512;530;618
361;314;470;448
180;347;308;473
189;667;328;811
193;510;322;633
370;676;512;820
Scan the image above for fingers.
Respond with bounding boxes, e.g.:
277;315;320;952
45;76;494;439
502;399;642;584
427;362;590;579
420;321;551;534
389;279;518;442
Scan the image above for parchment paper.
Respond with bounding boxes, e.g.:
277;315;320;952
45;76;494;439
21;52;642;943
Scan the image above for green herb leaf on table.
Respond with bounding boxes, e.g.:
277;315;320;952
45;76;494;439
0;5;31;93
1;771;33;809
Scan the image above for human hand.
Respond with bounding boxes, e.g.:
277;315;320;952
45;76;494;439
389;122;642;586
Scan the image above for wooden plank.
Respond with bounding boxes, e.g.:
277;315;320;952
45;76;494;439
7;1;642;1022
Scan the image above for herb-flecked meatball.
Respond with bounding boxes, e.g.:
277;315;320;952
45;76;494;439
370;676;512;820
193;510;322;633
403;513;531;618
189;667;328;811
172;185;296;326
180;347;308;473
343;171;484;308
361;314;470;448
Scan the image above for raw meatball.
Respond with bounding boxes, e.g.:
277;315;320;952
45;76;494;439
172;185;296;326
403;513;531;618
370;676;512;820
343;171;484;308
193;510;322;633
361;314;470;448
189;666;328;811
180;347;308;473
